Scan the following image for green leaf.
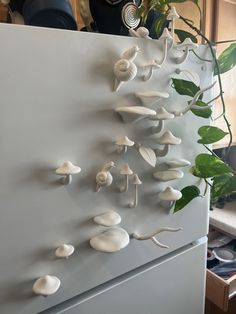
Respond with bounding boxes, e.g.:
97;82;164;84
153;15;165;37
191;100;212;118
174;186;200;213
198;126;228;144
175;29;197;43
214;43;236;75
167;0;198;4
211;174;236;200
172;78;202;98
191;154;232;178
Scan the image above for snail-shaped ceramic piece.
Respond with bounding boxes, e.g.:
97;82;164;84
113;59;137;92
95;161;115;192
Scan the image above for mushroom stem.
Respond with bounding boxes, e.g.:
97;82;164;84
143;62;160;81
62;174;72;185
129;185;138;208
96;184;101;192
171;19;175;41
120;175;129;193
152;120;164;134
155;144;170;157
159;200;174;209
114;78;122;92
159;39;168;66
176;46;190;64
117;145;127;154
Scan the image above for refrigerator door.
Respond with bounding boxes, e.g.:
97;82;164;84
0;24;212;313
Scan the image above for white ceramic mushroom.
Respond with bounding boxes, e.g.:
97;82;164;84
129;27;151;39
121;45;140;61
115;106;156;123
172;81;216;116
143;60;161;81
132;226;182;249
150;107;175;134
120;163;133;193
154;131;182;157
55;161;81;185
158;28;173;66
175;38;199;64
116;136;134;154
158;186;182;208
129;174;142;208
167;6;179;41
95;161;115;192
90;227;130;253
135;91;169;107
55;244;75;258
153;169;184;181
33;275;61;296
165;158;191;169
175;68;200;86
113;58;137;91
93;211;121;227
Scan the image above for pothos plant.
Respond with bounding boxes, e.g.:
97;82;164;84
139;0;236;212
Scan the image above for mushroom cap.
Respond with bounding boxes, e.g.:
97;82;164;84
157;131;181;145
177;38;198;49
137;27;150;38
159;28;173;41
116;136;134;147
165;158;191;168
55;244;75;258
159;186;182;201
153;107;175;120
120;163;133;175
93;211;121;227
56;161;81;175
136;91;169;100
153;169;184;181
167;6;179;20
133;174;142;185
33;275;61;296
116;106;156;123
90;228;130;253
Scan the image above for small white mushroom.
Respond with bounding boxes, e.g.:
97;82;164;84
158;28;173;66
120;163;133;193
95;161;115;192
175;38;199;64
33;275;61;296
154;131;181;157
93;211;121;227
129;174;142;208
153;169;184;181
158;186;182;208
116;136;134;154
132;226;182;249
136;91;169;107
115;106;156;123
175;68;200;86
165;158;191;169
90;227;130;253
150;107;175;134
55;244;75;258
167;6;179;41
121;45;140;61
143;60;161;81
55;161;81;185
113;59;137;91
129;26;151;39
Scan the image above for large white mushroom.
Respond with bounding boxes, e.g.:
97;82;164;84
55;244;75;258
136;91;169;107
143;60;161;81
90;228;130;253
165;158;191;169
158;186;182;208
55;161;81;185
115;106;156;123
158;28;173;66
33;275;61;296
154;131;181;157
93;211;121;227
175;38;199;64
153;169;184;182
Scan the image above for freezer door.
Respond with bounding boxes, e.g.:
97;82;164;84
0;24;212;313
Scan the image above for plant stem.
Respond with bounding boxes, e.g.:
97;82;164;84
190;49;212;62
179;15;233;160
203;144;219;158
213;39;236;45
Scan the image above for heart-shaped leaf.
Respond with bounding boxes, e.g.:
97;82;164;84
190;100;212;118
172;78;202;99
198;126;228;144
214;43;236;75
211;174;236;200
175;29;197;43
139;146;156;167
174;186;200;213
191;154;232;178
